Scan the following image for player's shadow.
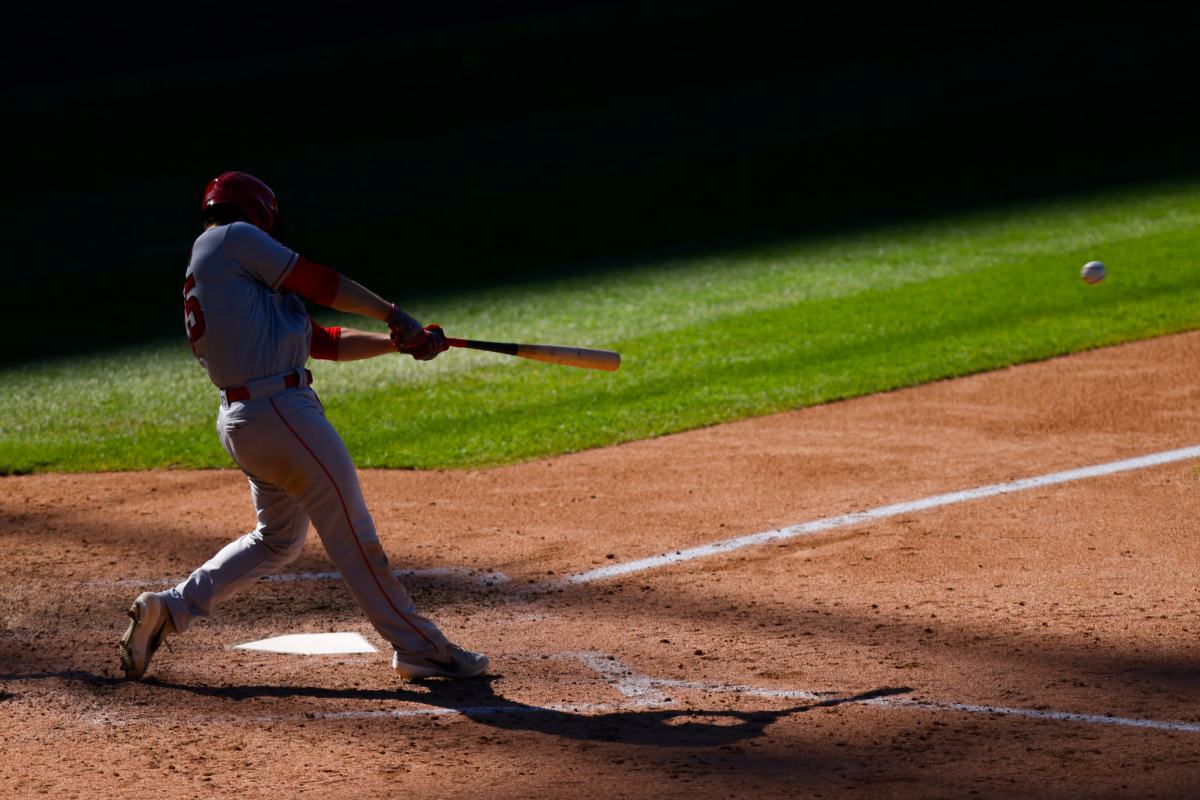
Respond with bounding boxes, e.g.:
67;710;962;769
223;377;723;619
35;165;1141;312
408;678;913;747
63;670;910;748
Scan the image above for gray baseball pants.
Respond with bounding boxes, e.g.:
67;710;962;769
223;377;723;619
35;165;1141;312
161;386;448;658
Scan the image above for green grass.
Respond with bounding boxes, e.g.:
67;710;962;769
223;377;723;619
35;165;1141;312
4;181;1200;473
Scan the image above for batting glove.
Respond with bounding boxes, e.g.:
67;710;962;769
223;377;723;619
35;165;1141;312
399;324;449;361
385;303;425;348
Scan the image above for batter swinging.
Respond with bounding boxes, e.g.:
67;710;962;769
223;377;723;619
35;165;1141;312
119;172;488;682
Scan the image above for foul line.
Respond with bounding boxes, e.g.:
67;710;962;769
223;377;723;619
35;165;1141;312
563;444;1200;585
881;699;1200;733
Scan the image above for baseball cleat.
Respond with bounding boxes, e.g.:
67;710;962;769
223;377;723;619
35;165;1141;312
119;592;175;680
392;643;489;680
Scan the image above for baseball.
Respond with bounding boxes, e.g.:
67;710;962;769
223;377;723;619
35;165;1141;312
1081;260;1106;285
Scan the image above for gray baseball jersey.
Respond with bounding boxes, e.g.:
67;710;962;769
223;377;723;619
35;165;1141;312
184;221;309;389
165;220;450;660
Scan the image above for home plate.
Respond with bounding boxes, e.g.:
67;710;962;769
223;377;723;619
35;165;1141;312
233;632;378;655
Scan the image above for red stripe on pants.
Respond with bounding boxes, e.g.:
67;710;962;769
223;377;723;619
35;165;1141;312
269;397;436;648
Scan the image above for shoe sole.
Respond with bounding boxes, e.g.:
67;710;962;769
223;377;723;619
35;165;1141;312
119;599;144;679
119;593;166;681
393;657;489;681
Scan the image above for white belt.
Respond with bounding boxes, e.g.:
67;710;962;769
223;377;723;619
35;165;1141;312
219;367;313;407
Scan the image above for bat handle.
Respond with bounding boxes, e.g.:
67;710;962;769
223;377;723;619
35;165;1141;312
443;337;520;356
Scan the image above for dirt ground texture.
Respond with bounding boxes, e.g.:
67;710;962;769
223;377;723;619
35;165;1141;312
2;331;1199;799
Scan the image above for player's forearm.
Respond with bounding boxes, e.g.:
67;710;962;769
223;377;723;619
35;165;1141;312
329;277;393;321
319;270;426;348
335;329;396;361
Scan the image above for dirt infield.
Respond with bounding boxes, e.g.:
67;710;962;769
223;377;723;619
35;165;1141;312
3;331;1199;798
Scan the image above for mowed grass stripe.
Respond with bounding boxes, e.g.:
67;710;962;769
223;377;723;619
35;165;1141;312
329;229;1199;467
2;185;1200;472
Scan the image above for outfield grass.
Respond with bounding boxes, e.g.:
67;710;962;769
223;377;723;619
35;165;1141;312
3;181;1200;473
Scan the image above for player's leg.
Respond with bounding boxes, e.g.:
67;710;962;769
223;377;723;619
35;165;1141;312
258;391;448;655
121;406;310;680
257;390;486;677
160;475;310;634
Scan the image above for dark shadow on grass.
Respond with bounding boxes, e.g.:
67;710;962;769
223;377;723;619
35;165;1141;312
5;6;1200;364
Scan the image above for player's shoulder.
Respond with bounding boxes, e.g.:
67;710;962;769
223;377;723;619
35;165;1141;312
223;220;269;242
190;225;229;270
224;221;294;254
190;224;255;273
192;221;242;251
190;222;295;282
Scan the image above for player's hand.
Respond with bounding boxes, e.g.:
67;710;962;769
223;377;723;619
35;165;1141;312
385;303;425;347
398;324;448;361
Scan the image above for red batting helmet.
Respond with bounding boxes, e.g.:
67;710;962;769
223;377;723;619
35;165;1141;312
201;172;292;237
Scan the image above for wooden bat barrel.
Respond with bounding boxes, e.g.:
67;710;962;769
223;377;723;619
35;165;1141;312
445;338;621;371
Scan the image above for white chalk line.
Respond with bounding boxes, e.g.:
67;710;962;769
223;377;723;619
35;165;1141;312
576;653;1200;732
66;447;1200;732
562;444;1200;585
82;652;1200;733
81;445;1200;594
878;699;1200;733
573;651;823;703
87;566;510;590
92;702;625;727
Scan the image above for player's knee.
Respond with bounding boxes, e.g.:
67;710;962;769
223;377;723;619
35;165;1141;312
257;525;308;561
260;534;304;566
276;535;307;563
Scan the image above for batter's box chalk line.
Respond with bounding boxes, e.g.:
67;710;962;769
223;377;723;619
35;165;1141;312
574;653;1200;733
85;651;1200;733
91;566;509;590
557;443;1200;586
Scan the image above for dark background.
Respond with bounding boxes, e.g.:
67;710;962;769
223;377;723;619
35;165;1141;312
4;2;1200;363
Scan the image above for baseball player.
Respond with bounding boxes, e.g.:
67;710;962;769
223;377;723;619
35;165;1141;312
119;171;488;682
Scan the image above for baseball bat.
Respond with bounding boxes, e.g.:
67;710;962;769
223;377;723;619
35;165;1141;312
445;337;621;371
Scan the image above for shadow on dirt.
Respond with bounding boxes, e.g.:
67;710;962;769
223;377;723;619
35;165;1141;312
571;582;1200;699
0;663;908;748
0;670;120;686
126;674;911;747
444;682;913;747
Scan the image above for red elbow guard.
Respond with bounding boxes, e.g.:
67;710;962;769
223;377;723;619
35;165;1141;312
282;256;342;306
309;319;341;361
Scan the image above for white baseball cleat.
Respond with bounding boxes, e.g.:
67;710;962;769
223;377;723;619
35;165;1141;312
393;643;489;680
119;591;175;680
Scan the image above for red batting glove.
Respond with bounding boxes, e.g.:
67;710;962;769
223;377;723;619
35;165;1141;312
385;303;425;348
396;324;449;361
